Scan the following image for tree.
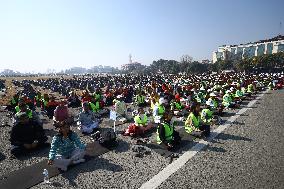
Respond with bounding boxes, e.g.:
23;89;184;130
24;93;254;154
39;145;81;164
180;55;193;64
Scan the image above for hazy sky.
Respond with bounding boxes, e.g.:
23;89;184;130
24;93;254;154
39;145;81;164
0;0;283;73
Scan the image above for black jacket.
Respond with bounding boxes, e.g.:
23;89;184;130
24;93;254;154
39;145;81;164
10;120;47;146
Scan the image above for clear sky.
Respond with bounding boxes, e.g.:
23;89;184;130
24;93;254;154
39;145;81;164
0;0;283;73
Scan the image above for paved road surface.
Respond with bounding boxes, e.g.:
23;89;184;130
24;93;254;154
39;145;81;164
158;89;284;189
2;90;283;189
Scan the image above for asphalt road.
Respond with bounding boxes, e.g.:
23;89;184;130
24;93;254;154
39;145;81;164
158;89;284;189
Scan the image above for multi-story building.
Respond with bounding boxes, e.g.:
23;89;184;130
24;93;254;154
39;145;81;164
212;35;284;63
201;59;212;64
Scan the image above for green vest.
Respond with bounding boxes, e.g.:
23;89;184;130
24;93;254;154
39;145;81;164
201;109;213;124
174;102;182;110
11;98;16;105
15;106;20;113
185;113;200;133
94;93;101;101
135;95;145;104
42;99;48;107
171;101;182;110
235;90;243;97
90;101;100;113
222;94;232;107
16;109;33;119
134;114;147;125
156;122;173;144
208;98;218;109
158;104;165;115
247;84;253;93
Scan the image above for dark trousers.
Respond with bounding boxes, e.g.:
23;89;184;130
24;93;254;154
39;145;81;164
160;131;181;151
192;125;210;137
200;125;210;137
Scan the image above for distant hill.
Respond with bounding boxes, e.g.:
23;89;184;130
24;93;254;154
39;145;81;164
0;69;22;76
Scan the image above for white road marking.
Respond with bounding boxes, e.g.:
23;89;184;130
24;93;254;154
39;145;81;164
139;91;267;189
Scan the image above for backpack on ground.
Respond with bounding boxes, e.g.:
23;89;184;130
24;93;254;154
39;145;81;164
92;130;117;149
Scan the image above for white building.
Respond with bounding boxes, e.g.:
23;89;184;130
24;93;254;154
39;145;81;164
212;35;284;63
121;54;143;71
201;59;212;64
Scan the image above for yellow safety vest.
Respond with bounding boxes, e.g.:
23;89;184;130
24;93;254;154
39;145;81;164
156;122;173;144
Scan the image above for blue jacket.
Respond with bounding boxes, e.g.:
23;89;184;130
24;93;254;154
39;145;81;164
49;132;86;160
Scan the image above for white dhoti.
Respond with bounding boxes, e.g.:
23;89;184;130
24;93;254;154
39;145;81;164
53;148;86;171
78;122;99;133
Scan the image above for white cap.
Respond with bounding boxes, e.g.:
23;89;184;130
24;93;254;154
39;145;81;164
159;98;165;104
116;95;123;99
180;98;186;102
206;100;214;106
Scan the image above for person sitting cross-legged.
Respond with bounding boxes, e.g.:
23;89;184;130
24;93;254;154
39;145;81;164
134;108;153;132
124;107;153;137
53;99;73;126
13;99;42;126
77;102;99;134
10;112;48;156
156;110;181;151
184;102;210;137
67;91;81;108
152;98;166;123
113;95;129;123
134;91;147;107
48;121;86;171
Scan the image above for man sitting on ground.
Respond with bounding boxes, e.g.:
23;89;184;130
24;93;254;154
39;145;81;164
10;112;48;156
53;99;73;126
124;107;153;136
184;102;210;137
153;98;166;123
113;95;128;123
156;110;181;151
77;102;99;134
13;99;42;126
135;91;146;107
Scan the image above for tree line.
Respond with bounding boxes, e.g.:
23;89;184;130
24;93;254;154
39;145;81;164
124;52;284;74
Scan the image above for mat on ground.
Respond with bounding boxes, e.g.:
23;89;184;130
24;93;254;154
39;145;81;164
0;142;109;189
